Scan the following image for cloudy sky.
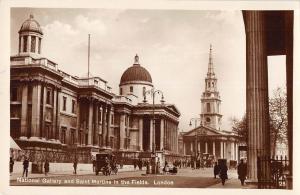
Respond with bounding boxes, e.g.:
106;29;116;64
10;8;286;131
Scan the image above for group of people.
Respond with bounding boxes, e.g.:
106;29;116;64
213;159;247;186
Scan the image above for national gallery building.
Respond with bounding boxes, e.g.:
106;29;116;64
10;15;181;164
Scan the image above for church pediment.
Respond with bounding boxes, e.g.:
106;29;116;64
183;125;223;137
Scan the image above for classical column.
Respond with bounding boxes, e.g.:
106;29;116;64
120;114;126;150
224;142;227;159
106;106;111;147
42;85;47;138
198;142;201;153
20;84;28;139
27;36;31;53
56;89;61;141
30;83;41;140
87;99;93;146
236;143;239;161
231;142;235;160
94;103;99;146
183;142;186;155
213;141;216;156
190;142;193;153
205;142;208;153
138;118;143;151
244;11;270;181
20;36;23;53
101;104;107;147
35;36;38;54
220;141;223;158
75;99;80;145
160;119;164;151
149;119;153;151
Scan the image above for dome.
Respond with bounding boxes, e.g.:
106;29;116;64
19;14;43;35
120;55;152;85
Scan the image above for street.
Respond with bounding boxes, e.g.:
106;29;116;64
10;167;255;188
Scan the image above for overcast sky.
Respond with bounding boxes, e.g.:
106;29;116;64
10;8;286;132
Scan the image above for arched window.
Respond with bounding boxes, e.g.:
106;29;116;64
120;87;123;95
143;87;146;96
207;103;211;113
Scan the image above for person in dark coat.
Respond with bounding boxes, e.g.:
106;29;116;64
22;157;29;178
237;159;247;185
219;163;228;185
10;157;14;176
73;159;78;174
213;162;220;179
44;159;50;176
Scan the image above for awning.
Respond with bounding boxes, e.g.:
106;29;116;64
10;137;21;150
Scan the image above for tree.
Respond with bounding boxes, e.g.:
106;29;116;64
269;87;287;156
231;87;287;156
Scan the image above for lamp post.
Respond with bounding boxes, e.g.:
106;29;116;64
143;87;165;174
189;118;201;169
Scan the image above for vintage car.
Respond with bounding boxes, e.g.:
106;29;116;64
95;152;117;176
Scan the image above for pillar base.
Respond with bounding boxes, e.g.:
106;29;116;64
19;136;28;140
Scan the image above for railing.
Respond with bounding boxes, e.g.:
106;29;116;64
257;155;289;189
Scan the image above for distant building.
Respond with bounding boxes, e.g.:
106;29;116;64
182;45;240;161
10;15;181;164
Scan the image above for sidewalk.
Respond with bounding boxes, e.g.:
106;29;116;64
10;167;145;181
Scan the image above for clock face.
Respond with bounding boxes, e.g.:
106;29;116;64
206;117;211;122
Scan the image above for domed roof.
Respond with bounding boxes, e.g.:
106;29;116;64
19;14;43;35
120;55;152;85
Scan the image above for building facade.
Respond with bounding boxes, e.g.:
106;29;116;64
10;15;181;164
182;45;240;162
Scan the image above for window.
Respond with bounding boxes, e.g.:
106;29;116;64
120;87;123;95
212;82;214;87
208;82;211;88
38;38;41;54
61;127;66;144
46;89;51;105
71;130;75;145
94;80;98;85
11;87;18;101
130;86;133;93
143;87;146;96
31;36;36;52
63;96;67;111
85;133;88;145
19;37;21;53
111;115;114;125
23;36;28;52
79;131;82;145
72;100;76;114
207;103;211;113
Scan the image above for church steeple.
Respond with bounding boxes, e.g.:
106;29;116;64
207;44;215;78
200;44;222;130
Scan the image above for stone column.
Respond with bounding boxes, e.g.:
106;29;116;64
87;99;93;146
102;104;107;147
35;36;38;54
51;87;57;140
198;142;201;153
120;114;126;150
183;142;186;155
190;142;193;153
27;36;31;53
243;11;270;181
139;118;143;151
106;106;111;148
30;83;41;140
76;99;80;145
20;84;28;139
42;85;47;138
231;142;235;160
236;143;239;161
149;119;153;151
56;89;61;141
20;36;23;53
205;142;208;153
160;119;164;151
224;142;227;159
94;103;99;146
220;141;223;158
213;141;216;156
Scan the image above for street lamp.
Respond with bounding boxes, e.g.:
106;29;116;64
189;118;201;169
143;87;164;174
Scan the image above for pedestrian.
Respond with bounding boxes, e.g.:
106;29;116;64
213;162;220;179
10;157;14;176
219;162;228;186
92;159;96;172
133;159;137;170
44;159;49;176
73;159;78;174
237;159;247;185
22;157;29;178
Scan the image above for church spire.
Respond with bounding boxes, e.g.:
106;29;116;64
207;44;215;78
